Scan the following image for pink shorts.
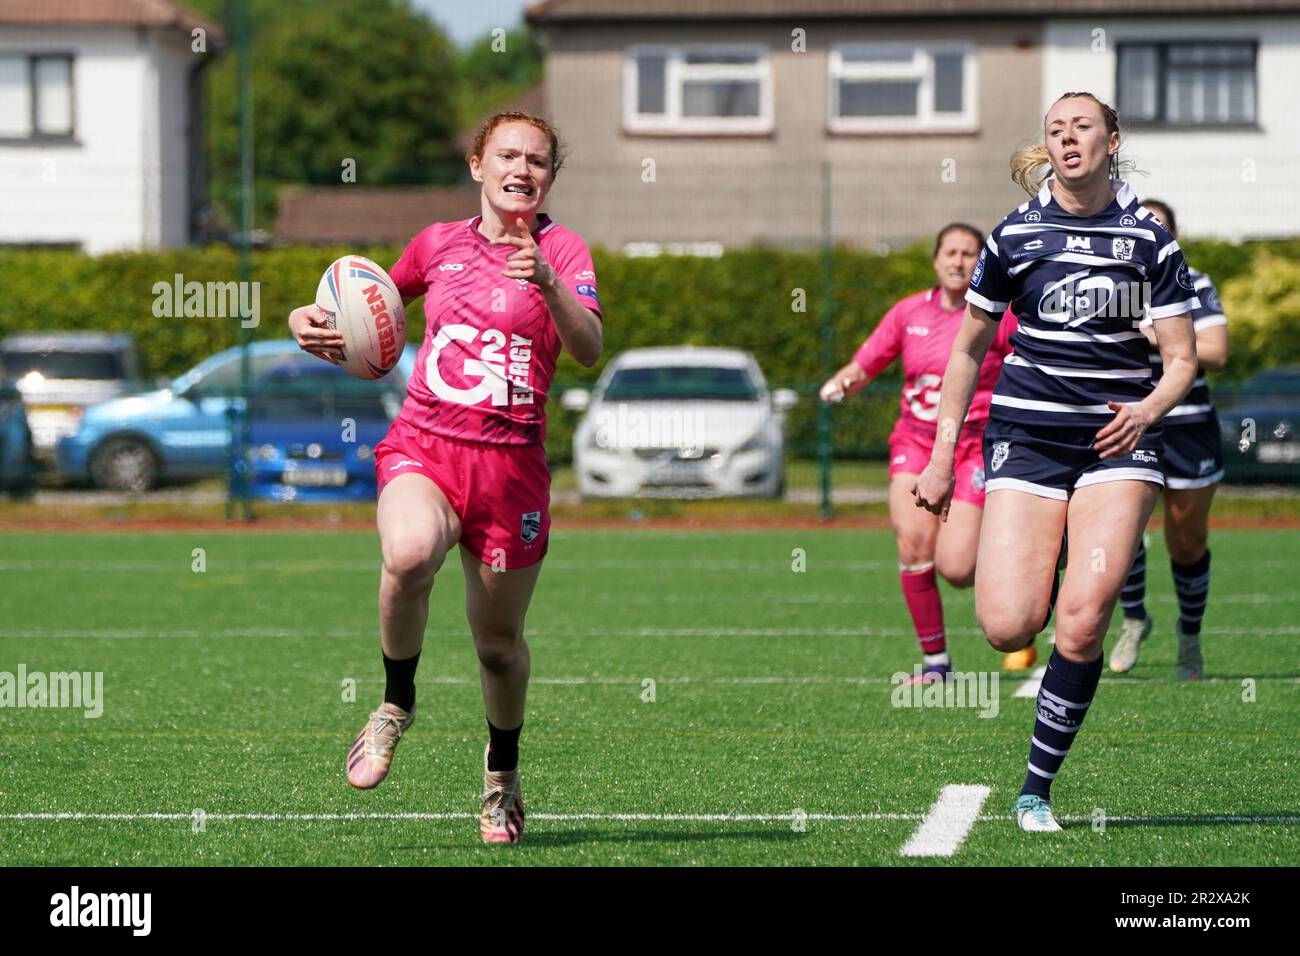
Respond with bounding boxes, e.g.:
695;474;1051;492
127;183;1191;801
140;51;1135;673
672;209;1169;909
374;418;551;569
888;422;988;508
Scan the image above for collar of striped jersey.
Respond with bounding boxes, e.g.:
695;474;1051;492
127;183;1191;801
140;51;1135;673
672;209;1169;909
1036;177;1137;211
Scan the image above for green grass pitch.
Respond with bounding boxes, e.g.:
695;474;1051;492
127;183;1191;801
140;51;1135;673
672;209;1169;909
0;528;1296;866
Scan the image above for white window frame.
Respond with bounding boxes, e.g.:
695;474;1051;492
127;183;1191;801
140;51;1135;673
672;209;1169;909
828;44;977;133
0;52;75;140
624;44;773;135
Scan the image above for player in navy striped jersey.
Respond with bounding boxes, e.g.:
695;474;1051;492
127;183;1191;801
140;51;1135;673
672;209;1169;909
1110;200;1227;681
914;92;1199;832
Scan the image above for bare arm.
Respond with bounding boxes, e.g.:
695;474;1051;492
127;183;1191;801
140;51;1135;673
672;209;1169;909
1193;323;1228;371
912;305;999;518
1094;314;1197;458
819;360;871;403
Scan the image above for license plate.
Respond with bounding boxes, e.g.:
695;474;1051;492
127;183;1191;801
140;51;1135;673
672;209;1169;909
1257;442;1300;463
283;467;347;487
647;462;706;485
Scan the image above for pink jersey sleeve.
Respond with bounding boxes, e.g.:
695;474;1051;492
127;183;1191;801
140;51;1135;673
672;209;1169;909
851;301;904;379
992;307;1017;358
389;226;438;300
544;228;602;319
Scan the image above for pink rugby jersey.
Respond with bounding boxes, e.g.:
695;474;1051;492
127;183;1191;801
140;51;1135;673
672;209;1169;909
852;288;1016;440
388;214;601;445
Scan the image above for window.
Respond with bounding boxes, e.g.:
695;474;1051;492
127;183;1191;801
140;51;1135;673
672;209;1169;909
625;46;772;133
0;53;74;139
1117;42;1256;126
829;45;976;132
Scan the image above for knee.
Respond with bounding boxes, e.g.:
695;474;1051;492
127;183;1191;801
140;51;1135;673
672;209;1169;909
937;555;975;589
1165;528;1208;566
474;633;525;674
382;535;445;594
978;603;1043;652
1054;601;1107;658
896;534;934;568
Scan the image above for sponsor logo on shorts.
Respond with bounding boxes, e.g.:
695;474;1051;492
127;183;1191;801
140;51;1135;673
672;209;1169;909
520;510;542;543
388;459;424;470
1025;210;1041;223
1112;237;1136;261
1198;457;1216;475
971;467;986;492
892;454;908;466
991;441;1010;473
1131;449;1158;464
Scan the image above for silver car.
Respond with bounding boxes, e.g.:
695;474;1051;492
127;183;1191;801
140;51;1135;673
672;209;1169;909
1;332;145;463
563;347;797;498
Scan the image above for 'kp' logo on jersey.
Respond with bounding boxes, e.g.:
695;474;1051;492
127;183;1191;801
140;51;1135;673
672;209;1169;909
991;442;1010;472
1066;235;1092;252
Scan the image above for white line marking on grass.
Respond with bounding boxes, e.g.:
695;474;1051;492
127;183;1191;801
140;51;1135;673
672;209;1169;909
899;785;991;858
3;811;1296;826
1015;666;1047;698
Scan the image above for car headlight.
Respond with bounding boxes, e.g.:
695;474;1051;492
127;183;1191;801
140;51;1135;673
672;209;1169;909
735;433;766;455
355;444;373;461
257;443;277;461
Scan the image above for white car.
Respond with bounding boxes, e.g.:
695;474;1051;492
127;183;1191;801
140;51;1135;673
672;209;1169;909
563;347;798;498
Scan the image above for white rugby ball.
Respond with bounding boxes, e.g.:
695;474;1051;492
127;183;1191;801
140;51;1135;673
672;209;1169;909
314;255;407;380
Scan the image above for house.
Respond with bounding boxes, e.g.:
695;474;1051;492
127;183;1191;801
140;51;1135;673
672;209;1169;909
273;85;546;246
525;0;1300;251
0;0;222;253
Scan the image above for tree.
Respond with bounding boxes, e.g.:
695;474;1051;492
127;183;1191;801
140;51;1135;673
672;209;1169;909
455;27;545;131
193;0;462;233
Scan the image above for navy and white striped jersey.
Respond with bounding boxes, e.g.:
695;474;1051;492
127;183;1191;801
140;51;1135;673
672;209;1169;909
1140;267;1225;426
966;179;1200;429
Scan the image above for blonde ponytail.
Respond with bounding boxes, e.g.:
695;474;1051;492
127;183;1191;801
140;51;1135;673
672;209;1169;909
1010;144;1052;195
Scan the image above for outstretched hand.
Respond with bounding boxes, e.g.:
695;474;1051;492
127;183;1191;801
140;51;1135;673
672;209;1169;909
491;218;556;290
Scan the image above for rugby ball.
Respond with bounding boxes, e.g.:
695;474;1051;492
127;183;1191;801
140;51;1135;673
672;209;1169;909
314;255;407;380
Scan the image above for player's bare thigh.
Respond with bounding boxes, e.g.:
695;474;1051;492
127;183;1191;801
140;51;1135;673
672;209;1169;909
889;473;939;567
377;472;462;587
935;500;982;589
975;489;1067;651
1162;484;1218;564
1055;480;1159;662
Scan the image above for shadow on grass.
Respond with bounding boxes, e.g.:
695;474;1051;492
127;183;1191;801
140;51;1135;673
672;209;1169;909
1062;811;1300;832
392;826;802;852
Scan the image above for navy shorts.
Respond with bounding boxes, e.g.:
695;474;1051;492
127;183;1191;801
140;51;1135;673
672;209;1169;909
1161;412;1224;490
983;419;1165;501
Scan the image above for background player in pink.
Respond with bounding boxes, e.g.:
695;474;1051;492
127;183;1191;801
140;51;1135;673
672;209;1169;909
820;224;1016;681
287;111;602;845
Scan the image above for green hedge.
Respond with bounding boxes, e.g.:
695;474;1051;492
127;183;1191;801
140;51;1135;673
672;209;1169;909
3;238;1297;465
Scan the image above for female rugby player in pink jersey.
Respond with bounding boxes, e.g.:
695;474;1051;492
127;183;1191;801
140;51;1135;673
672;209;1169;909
820;224;1017;682
287;111;602;845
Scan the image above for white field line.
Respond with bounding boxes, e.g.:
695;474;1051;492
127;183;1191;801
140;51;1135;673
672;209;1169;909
7;626;1300;640
900;785;991;857
3;811;1296;825
1014;666;1048;699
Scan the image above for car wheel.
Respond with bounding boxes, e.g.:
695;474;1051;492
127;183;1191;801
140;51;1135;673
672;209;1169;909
90;437;159;492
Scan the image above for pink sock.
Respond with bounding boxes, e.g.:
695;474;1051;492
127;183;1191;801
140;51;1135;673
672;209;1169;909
900;563;946;655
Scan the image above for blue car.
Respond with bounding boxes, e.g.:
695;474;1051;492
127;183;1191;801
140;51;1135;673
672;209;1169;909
56;340;417;495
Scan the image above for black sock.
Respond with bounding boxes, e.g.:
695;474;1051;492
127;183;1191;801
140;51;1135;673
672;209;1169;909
382;651;420;713
1121;540;1148;621
1021;649;1103;799
1172;549;1211;637
487;718;523;772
